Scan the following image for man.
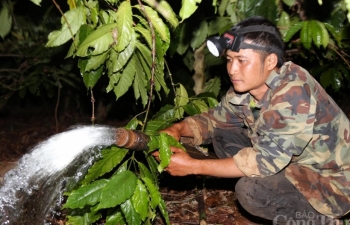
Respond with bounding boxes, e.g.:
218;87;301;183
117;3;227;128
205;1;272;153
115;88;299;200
153;16;350;224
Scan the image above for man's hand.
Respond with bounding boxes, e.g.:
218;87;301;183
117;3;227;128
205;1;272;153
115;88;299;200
152;146;196;176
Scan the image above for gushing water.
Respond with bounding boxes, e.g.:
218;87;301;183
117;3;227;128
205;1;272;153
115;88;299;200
0;125;117;225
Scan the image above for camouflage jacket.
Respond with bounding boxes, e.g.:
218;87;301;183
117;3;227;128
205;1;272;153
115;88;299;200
183;61;350;218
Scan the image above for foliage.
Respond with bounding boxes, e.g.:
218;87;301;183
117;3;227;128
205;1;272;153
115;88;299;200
62;84;218;225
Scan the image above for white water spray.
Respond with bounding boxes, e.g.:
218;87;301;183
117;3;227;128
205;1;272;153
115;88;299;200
0;125;117;225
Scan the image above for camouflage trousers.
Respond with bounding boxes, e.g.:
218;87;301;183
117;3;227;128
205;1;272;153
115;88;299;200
211;127;341;225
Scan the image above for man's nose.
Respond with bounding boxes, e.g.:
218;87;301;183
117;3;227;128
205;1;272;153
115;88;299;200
228;60;238;75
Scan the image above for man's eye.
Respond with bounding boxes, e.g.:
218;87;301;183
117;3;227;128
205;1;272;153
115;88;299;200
226;58;232;62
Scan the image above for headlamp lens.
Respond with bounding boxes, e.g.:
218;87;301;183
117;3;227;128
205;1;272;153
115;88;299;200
206;39;220;57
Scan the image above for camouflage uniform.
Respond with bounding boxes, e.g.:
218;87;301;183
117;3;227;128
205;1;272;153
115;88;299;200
182;61;350;218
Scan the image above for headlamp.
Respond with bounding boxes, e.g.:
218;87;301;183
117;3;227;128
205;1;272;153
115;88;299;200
207;25;283;57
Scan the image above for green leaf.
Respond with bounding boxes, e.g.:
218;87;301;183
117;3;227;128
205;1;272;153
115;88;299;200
142;0;179;28
145;120;173;134
203;77;221;97
179;0;202;22
207;97;219;108
158;198;170;225
0;3;12;39
310;20;329;48
131;180;149;220
324;23;341;46
142;177;161;208
116;1;133;52
218;0;229;16
110;30;136;73
30;0;41;6
208;17;232;35
126;118;141;129
105;211;126;225
283;21;303;42
192;99;209;113
135;5;170;43
300;21;312;49
64;179;108;209
121;199;142;225
183;103;200;116
82;65;103;88
138;161;154;181
146;154;160;182
174;84;189;119
96;171;138;210
158;133;185;171
282;0;296;7
46;6;85;47
113;54;136;99
277;11;291;38
133;53;149;107
152;104;175;121
134;25;152;48
66;210;101;225
76;23;117;57
190;20;208;50
83;147;128;184
85;50;110;72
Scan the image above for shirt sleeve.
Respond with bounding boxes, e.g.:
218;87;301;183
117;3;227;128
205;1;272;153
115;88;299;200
181;88;245;145
235;80;315;177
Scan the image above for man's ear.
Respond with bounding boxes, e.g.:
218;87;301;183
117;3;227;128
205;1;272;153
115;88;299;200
266;53;278;70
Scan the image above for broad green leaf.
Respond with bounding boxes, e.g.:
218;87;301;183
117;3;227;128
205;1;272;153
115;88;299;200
142;0;179;28
238;0;278;23
144;119;173;134
277;11;291;38
158;198;170;225
30;0;41;6
0;3;12;39
105;211;126;225
309;20;329;48
67;0;76;9
133;53;149;107
66;211;101;225
179;0;202;22
146;154;160;182
138;162;154;181
46;6;85;47
300;21;312;49
203;77;221;97
121;199;142;225
320;67;342;91
142;177;161;208
152;104;175;120
76;23;117;56
96;171;138;210
85;50;110;72
83;147;128;184
136;42;152;69
190;20;208;50
183;103;200;116
64;179;108;209
207;97;219;108
218;0;229;16
134;25;152;48
158;133;172;171
207;17;232;35
116;1;133;52
126;118;141;129
135;5;170;43
111;30;136;73
282;0;296;7
83;65;103;88
174;84;189;119
147;135;160;152
131;180;149;220
284;21;303;42
106;72;122;93
192;99;209;113
176;22;190;55
113;54;136;99
324;23;341;45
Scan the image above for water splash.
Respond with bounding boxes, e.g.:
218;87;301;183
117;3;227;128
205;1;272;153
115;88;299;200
0;125;117;225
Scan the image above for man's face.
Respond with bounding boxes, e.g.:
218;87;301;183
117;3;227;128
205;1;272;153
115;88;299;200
226;48;271;100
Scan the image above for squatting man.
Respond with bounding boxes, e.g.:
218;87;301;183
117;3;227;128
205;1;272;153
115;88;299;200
152;16;350;224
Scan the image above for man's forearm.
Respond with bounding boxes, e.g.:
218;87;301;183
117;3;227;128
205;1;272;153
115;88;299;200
191;157;245;178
